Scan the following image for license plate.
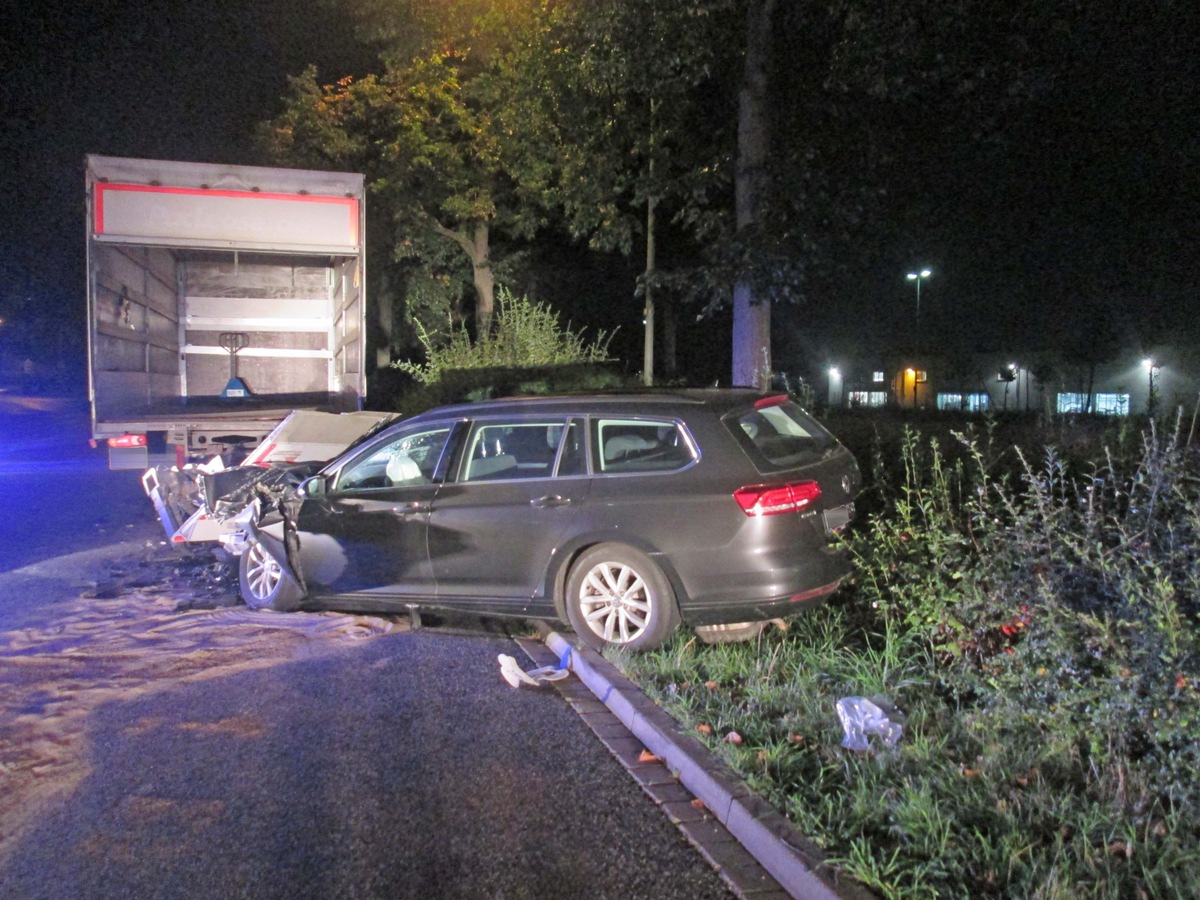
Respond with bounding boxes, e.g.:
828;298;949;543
823;503;853;533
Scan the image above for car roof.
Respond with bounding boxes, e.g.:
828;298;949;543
403;388;784;422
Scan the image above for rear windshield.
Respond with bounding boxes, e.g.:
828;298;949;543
725;399;837;469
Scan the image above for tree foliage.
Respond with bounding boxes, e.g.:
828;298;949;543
260;2;560;336
260;0;1105;383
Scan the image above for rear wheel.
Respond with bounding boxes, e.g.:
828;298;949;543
565;544;679;651
239;541;304;611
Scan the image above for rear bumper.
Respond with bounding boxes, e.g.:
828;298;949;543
670;539;853;626
679;575;846;626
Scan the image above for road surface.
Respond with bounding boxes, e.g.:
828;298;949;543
0;401;733;898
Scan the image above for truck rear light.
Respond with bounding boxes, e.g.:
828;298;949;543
734;481;821;516
107;433;147;449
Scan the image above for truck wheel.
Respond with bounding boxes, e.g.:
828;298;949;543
565;544;680;652
239;541;304;612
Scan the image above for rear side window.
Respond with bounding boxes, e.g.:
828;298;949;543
594;419;695;474
728;400;835;469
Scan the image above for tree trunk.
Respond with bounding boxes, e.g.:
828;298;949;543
433;219;494;335
662;294;677;379
470;222;495;336
731;0;774;389
375;269;395;369
643;194;656;386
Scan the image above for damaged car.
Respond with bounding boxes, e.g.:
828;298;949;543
143;410;395;544
223;389;861;652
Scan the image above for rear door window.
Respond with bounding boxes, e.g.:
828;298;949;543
458;419;571;481
727;399;836;470
593;419;696;474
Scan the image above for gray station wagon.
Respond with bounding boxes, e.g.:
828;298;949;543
229;389;860;651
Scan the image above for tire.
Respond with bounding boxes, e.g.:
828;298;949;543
238;541;304;612
565;544;680;651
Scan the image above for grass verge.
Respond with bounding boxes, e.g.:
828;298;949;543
617;415;1200;898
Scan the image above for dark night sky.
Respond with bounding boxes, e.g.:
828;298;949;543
0;0;370;328
2;1;1197;383
783;1;1200;367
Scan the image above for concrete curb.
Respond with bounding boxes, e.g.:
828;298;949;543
542;629;874;900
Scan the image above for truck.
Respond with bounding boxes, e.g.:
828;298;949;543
86;155;368;468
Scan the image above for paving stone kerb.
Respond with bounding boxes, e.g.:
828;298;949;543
543;630;875;900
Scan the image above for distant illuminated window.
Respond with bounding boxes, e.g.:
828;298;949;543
1056;393;1088;414
1094;393;1129;416
936;393;988;411
849;391;887;408
914;370;928;383
872;371;884;383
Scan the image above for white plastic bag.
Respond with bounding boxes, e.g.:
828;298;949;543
497;653;570;688
836;696;905;751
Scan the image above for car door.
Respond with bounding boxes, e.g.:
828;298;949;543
290;423;458;606
428;416;590;614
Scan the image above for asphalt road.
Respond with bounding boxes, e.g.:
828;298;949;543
0;401;733;898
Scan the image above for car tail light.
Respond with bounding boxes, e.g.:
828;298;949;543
107;433;147;449
734;481;821;516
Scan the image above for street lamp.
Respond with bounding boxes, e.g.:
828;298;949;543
1144;358;1160;416
906;269;932;331
828;366;841;408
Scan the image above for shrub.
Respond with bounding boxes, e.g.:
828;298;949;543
394;287;613;385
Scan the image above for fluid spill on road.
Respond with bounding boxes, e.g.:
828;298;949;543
0;563;405;860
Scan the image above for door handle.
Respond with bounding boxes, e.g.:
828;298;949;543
391;502;430;515
531;495;571;509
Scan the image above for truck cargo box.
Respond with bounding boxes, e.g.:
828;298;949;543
86;155;368;467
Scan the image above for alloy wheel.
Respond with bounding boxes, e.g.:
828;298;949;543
578;561;652;644
245;542;283;603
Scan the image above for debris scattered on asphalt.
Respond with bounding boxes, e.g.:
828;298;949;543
497;653;571;688
0;568;405;858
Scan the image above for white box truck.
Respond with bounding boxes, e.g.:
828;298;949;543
86;155;368;468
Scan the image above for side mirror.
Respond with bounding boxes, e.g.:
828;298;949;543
299;474;327;498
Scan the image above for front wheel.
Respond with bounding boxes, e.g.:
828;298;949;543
565;544;680;652
239;541;304;612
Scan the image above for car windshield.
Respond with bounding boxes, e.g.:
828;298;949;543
726;399;836;469
340;413;401;455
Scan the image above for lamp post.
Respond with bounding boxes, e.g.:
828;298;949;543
906;268;932;333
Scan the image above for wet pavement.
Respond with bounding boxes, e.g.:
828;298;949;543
0;402;735;898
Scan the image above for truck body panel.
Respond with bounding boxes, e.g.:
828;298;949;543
86;155;368;467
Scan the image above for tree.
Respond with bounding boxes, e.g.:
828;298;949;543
546;0;736;383
260;2;559;337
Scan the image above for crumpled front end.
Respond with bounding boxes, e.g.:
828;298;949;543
219;475;309;598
